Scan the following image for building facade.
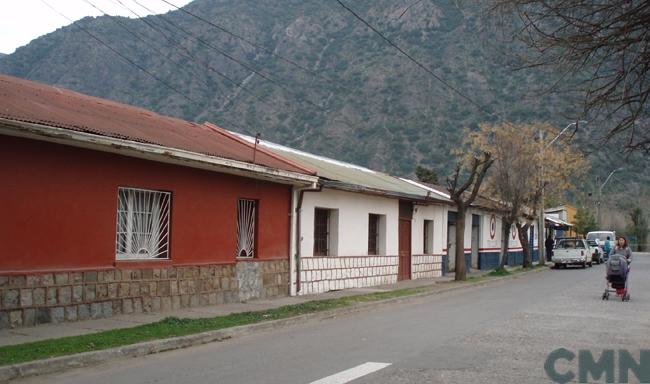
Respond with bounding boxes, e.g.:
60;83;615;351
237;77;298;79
0;75;318;328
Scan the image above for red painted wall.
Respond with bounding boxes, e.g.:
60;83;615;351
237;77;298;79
0;136;292;272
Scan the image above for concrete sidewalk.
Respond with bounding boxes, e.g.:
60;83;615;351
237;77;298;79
0;271;494;347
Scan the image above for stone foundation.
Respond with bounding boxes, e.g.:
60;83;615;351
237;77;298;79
299;256;398;295
411;254;444;280
0;259;288;329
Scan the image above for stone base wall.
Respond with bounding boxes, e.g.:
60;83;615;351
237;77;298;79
0;259;288;329
299;256;398;295
411;255;443;280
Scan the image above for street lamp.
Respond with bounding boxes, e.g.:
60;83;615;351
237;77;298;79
538;120;587;265
596;167;624;226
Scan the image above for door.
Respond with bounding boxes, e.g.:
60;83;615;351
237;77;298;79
471;225;480;269
529;225;535;262
398;200;413;281
398;219;412;280
447;224;456;272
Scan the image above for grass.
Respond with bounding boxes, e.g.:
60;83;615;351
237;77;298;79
488;266;511;276
0;264;548;367
0;286;428;367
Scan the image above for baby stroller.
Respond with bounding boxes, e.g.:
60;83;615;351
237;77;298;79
602;253;630;301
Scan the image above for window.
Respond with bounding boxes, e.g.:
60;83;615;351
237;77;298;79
116;187;171;260
314;208;330;256
424;220;434;254
236;199;257;258
368;214;380;255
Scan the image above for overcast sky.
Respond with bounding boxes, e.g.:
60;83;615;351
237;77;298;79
0;0;192;54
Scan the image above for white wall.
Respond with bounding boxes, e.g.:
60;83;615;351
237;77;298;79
445;209;475;252
300;189;399;257
480;212;501;251
411;204;446;255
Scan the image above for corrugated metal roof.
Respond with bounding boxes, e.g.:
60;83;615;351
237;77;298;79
0;74;314;175
232;132;450;202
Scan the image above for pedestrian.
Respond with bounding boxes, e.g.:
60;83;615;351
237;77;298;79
611;235;632;264
604;236;612;257
545;233;554;261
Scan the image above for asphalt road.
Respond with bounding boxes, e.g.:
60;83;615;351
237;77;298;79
17;254;650;384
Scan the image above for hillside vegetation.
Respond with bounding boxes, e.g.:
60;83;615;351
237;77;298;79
2;0;648;214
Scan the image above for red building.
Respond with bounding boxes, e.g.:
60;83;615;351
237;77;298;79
0;75;317;328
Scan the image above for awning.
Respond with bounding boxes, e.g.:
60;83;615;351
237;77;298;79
545;215;573;228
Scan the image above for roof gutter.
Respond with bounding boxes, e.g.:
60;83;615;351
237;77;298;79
0;118;319;186
320;179;450;205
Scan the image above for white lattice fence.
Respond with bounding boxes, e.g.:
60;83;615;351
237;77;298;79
411;254;443;279
299;256;398;295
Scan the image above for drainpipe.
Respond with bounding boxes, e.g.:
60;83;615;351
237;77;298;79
294;183;322;294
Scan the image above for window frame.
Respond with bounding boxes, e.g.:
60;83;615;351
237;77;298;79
115;186;172;261
368;214;381;255
236;198;258;259
314;208;331;256
423;219;434;254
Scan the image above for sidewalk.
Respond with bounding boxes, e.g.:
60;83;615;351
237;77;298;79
0;271;494;347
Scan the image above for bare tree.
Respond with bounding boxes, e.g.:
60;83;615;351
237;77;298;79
490;1;650;151
447;152;494;280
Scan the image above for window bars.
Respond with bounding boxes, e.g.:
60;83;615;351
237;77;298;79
368;214;380;255
237;199;256;258
314;208;330;256
424;220;433;254
116;187;171;260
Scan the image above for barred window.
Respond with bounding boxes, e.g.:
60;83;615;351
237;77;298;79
116;187;171;260
237;199;257;258
424;220;434;254
314;208;330;256
368;214;380;255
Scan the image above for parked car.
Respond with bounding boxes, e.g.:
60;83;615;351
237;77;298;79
552;238;593;268
587;240;603;264
586;231;616;260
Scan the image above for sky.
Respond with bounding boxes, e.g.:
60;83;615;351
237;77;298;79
0;0;192;54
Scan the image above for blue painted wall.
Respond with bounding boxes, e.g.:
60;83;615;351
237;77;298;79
442;253;472;274
479;252;500;270
507;251;524;266
478;249;540;269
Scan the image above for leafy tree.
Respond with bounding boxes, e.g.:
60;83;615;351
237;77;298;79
627;208;649;251
490;0;650;151
415;165;439;184
573;207;597;236
464;122;589;267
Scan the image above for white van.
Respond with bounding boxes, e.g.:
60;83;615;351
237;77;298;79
586;231;616;259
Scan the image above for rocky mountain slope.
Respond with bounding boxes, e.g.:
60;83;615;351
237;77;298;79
1;0;648;212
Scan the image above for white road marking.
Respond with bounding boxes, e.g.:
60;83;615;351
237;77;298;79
308;362;392;384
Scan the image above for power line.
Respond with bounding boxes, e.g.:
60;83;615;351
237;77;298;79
82;0;215;90
335;0;497;118
153;0;435;125
39;0;196;103
100;0;281;111
140;1;324;110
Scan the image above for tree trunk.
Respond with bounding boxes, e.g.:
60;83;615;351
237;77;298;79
455;206;467;281
499;218;511;268
517;222;531;268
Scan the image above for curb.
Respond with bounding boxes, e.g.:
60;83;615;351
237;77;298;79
0;265;550;382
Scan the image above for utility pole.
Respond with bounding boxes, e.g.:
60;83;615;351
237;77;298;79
597;167;624;227
596;175;601;227
538;128;545;266
538;120;586;265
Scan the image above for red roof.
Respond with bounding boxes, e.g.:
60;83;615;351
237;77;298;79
0;74;314;175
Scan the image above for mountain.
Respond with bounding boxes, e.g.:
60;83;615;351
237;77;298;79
1;0;649;215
